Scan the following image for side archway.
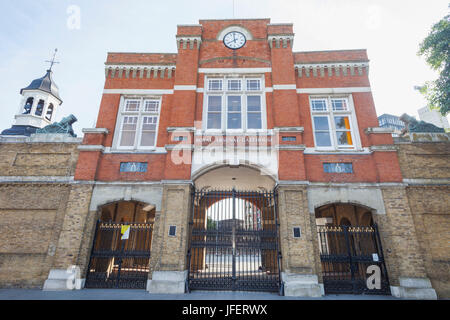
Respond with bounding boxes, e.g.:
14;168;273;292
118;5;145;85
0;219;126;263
84;200;155;289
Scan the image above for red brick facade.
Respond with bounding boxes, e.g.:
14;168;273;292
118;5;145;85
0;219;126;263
74;19;402;184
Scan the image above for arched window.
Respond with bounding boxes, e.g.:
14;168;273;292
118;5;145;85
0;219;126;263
35;100;45;116
45;103;54;121
23;97;33;114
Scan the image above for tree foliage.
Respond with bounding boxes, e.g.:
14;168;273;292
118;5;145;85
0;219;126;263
418;11;450;116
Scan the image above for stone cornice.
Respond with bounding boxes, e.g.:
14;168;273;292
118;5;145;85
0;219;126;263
0;176;75;183
165;144;194;151
0;134;82;144
275;144;306;150
167;127;196;132
82;128;109;134
273;127;304;133
268;34;294;48
176;36;202;49
78;145;105;152
295;61;369;78
370;145;398;152
365;127;394;134
105;65;176;79
403;178;450;186
199;56;271;66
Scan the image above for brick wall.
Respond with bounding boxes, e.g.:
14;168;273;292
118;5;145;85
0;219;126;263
0;140;90;288
396;139;450;298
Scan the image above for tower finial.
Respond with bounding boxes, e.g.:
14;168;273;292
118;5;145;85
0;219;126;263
45;48;60;71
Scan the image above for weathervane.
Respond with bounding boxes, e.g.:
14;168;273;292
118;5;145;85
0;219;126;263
45;48;60;71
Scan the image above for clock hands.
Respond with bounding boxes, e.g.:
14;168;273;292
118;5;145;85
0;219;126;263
223;31;246;49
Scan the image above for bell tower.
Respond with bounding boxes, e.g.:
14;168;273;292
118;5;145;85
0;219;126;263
1;49;63;136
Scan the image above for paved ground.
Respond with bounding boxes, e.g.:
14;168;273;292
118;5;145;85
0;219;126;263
0;289;399;300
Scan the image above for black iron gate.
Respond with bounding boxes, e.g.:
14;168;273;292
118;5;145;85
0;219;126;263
85;221;152;289
187;189;281;292
317;224;390;295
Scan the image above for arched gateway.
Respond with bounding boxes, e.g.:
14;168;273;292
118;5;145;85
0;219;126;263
315;203;390;295
187;165;282;292
84;201;155;289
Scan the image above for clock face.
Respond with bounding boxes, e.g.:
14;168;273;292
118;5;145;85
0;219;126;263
223;31;246;50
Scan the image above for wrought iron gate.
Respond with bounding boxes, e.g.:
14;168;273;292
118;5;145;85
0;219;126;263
187;189;281;292
85;221;152;289
317;224;390;295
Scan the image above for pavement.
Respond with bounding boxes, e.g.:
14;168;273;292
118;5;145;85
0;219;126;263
0;289;400;300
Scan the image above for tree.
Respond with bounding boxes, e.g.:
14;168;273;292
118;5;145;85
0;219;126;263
418;11;450;116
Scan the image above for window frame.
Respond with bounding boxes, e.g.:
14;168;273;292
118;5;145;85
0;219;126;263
203;76;266;133
310;95;360;151
115;96;162;150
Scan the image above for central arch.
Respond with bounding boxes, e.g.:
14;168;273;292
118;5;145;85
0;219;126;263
187;165;281;292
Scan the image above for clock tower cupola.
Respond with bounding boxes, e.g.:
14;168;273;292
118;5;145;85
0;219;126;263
1;49;63;136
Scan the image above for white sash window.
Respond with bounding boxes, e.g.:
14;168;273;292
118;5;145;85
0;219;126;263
116;97;161;149
310;96;359;150
204;76;266;132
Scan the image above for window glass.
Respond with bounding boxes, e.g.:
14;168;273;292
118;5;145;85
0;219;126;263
144;100;159;112
315;132;332;147
247;96;262;129
313;116;332;147
311;99;327;111
314;116;330;131
331;99;348;111
227;96;242;129
228;79;242;91
207;96;222;129
140;116;157;147
334;116;353;146
246;79;261;91
208;79;222;91
125;100;140;112
120;116;138;147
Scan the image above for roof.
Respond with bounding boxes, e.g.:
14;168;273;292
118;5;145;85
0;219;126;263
20;70;62;102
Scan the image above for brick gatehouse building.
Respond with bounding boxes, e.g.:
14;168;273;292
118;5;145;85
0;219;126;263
0;19;448;299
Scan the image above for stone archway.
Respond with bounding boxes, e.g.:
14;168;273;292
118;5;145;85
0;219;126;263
187;164;281;292
84;200;155;289
315;202;375;227
314;203;390;295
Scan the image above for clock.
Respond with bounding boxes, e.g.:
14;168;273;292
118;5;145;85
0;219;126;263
223;31;246;50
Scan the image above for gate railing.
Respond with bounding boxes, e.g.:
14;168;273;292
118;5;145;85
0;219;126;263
85;220;152;289
317;224;390;295
187;189;282;293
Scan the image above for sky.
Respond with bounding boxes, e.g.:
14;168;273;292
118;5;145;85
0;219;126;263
0;0;448;136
